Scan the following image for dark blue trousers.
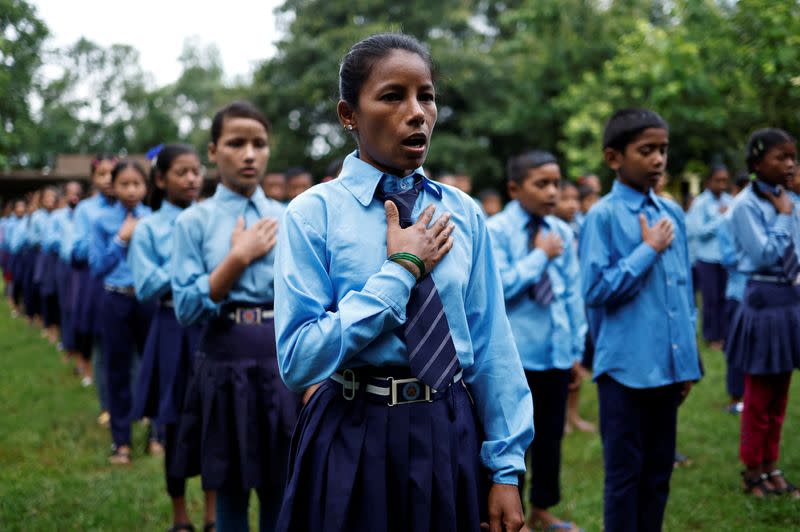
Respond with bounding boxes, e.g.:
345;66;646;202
102;290;153;446
724;299;745;399
695;261;728;342
518;368;570;510
598;375;681;532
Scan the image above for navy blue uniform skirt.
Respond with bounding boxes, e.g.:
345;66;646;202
171;315;300;492
22;248;41;318
55;260;81;350
75;267;104;336
276;373;489;532
130;305;203;425
727;280;800;375
39;252;60;327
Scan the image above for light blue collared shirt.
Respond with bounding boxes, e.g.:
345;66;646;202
89;202;151;287
488;201;586;371
50;207;78;263
730;184;800;275
686;189;733;264
43;208;68;254
718;192;749;301
71;194;115;265
129;201;186;302
790;190;800;210
579;180;702;389
274;151;533;485
9;215;30;252
28;209;51;248
172;184;286;326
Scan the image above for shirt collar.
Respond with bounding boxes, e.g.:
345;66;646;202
213;183;272;218
506;200;551;230
338;150;442;207
114;201;147;218
612;179;662;212
158;200;185;221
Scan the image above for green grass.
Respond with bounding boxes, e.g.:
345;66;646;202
0;296;798;531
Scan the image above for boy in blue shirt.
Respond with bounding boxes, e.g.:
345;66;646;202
488;150;586;532
579;109;702;532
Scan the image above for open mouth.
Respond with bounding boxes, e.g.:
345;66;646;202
402;133;427;149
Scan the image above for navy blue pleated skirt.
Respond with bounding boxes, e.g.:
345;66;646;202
22;248;41;317
276;374;489;532
170;316;301;491
727;280;800;375
32;249;48;285
130;305;203;425
74;268;104;336
39;252;59;297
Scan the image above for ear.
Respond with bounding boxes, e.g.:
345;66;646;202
603;147;622;172
507;179;519;200
154;172;167;191
337;100;356;131
207;142;217;164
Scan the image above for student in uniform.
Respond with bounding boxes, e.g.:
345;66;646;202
716;177;748;414
488;150;586;532
73;156;117;424
285;167;314;202
579;108;702;532
170;101;299;532
274;33;533;532
50;182;88;375
127;144;216;531
687;165;733;350
89;159;154;464
21;189;44;326
36;187;62;344
727;128;800;498
7;199;27;314
479;188;503;217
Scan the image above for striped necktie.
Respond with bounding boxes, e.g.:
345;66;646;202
527;216;554;305
378;178;461;392
782;242;800;283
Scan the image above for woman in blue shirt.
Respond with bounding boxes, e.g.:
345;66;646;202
274;33;533;532
35;187;62;344
170;101;299;532
89;160;154;464
127;144;216;532
727;128;800;498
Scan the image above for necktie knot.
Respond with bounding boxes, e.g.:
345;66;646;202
376;176;422;228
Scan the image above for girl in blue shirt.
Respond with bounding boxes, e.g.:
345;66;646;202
6;199;27;314
274;33;533;532
127;144;216;532
170;101;299;532
35;187;61;344
73;155;117;424
20;189;43;325
89;159;154;464
727;128;800;498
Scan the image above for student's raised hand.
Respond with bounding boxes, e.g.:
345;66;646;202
116;213;139;242
481;484;526;532
385;202;455;280
640;214;674;253
765;188;794;215
534;231;563;259
230;216;279;265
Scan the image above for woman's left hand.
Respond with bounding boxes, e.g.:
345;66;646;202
481;483;525;532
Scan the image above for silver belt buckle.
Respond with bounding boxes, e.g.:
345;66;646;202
235;308;262;325
342;369;357;400
388;377;432;406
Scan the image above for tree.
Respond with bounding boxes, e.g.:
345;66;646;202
0;0;48;168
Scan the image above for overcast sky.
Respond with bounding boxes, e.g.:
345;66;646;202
31;0;282;86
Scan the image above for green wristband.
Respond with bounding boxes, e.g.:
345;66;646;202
388;252;426;278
